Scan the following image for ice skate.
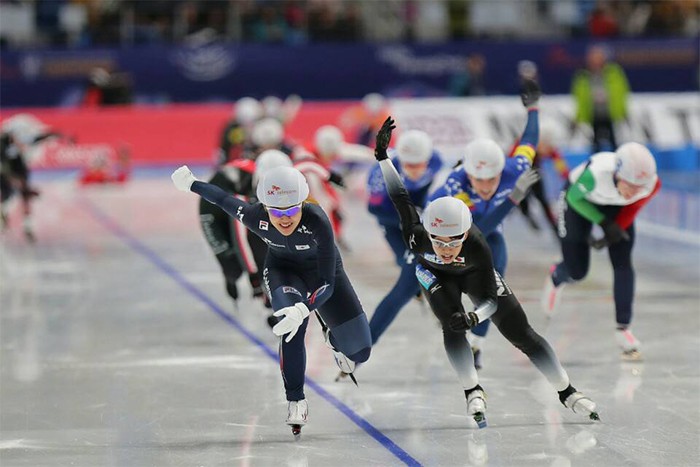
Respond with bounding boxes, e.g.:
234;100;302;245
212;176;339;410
615;328;642;361
286;399;308;439
320;316;358;385
560;387;599;421
465;387;487;428
541;265;564;318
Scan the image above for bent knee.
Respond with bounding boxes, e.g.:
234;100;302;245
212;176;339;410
349;347;371;363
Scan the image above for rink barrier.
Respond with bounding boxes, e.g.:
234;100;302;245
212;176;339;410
2;93;697;171
79;196;422;466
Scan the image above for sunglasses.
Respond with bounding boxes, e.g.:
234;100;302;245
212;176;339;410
267;204;302;218
430;233;467;248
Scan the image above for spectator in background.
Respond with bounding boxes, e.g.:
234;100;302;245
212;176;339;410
588;1;619;37
571;45;629;153
82;67;133;107
449;53;487;97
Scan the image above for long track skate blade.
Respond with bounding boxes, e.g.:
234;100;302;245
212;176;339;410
348;372;359;387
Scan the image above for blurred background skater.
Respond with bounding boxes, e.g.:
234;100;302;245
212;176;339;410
217;97;263;166
512;117;570;238
542;142;660;361
430;78;542;370
365;128;444;348
374;117;599;427
0;114;61;242
571;44;630;153
172;165;371;436
339;92;390;147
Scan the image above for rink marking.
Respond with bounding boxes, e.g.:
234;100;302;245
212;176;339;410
79;198;422;467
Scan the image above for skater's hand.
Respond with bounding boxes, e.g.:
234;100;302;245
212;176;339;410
374;117;396;161
328;170;345;188
600;219;630;245
272;302;310;343
509;168;540;204
520;78;541;108
171;165;198;192
448;311;479;332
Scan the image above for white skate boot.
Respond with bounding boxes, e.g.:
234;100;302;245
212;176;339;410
541;265;565;318
615;328;642;361
562;389;599;421
286;399;308;438
465;387;487;428
322;327;357;384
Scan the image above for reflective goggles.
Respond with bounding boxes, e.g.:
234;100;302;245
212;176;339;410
429;233;467;248
267;204;302;218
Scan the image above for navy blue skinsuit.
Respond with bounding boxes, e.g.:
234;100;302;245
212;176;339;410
191;181;372;401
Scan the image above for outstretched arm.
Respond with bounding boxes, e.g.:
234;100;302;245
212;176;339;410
172;165;254;224
374;118;422;235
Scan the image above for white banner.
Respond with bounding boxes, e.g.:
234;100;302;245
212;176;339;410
389;92;700;164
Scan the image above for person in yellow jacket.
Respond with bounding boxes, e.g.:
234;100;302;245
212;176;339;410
571;45;630;153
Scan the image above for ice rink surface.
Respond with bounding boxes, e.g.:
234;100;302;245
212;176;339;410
1;172;699;467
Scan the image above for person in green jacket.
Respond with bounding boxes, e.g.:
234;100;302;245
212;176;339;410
571;45;630;152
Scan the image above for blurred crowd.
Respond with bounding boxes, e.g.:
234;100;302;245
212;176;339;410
1;0;698;50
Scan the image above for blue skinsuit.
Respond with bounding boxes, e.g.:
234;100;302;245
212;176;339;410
192;181;371;401
366;151;443;343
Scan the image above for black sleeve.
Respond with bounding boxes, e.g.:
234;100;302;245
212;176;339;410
377;159;423;246
191;180;258;231
465;227;498;303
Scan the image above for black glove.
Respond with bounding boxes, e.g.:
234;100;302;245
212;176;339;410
448;311;479;332
374;117;396;161
328;170;345;188
248;272;265;298
600;219;630;245
520;78;541;108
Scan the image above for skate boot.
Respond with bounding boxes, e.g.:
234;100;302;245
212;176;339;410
321;325;358;385
559;385;599;421
465;386;487;428
541;265;565;318
286;399;308;439
615;328;642;361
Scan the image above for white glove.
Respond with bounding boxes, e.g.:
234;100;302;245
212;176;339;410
272;302;310;343
171;165;198;192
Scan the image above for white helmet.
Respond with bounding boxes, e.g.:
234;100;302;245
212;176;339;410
314;125;344;157
362;93;386;115
538;117;561;148
616;142;657;185
256;166;309;208
254;149;293;185
234;97;263;125
262;96;284;119
462;138;505;179
251;117;284;149
396;129;432;164
423;197;473;237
